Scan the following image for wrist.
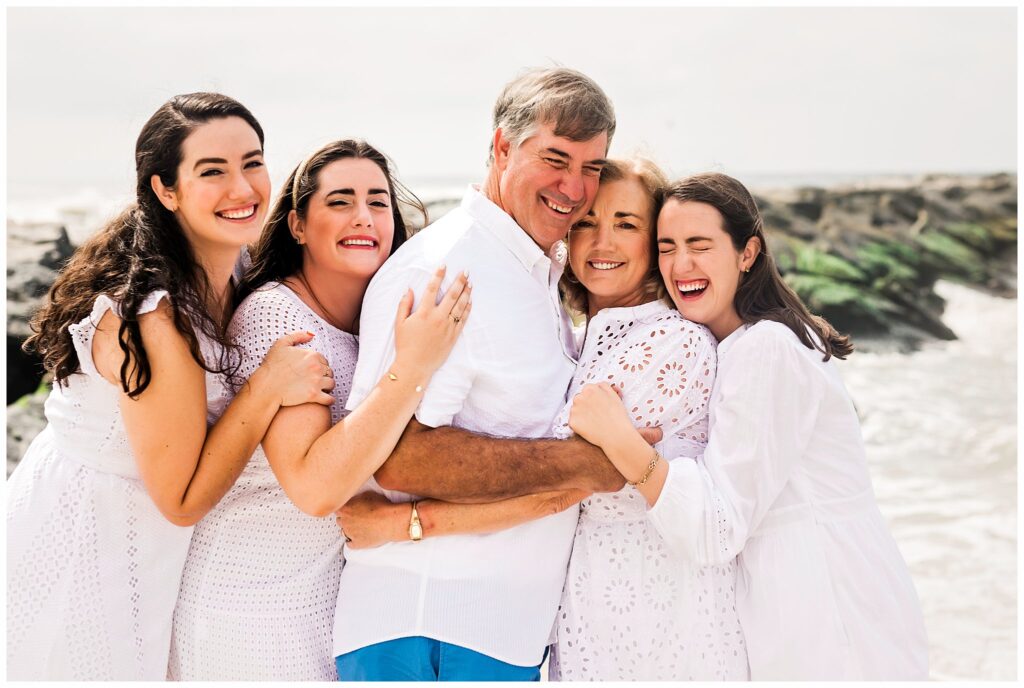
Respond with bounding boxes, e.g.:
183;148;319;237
608;432;657;483
386;358;430;393
246;366;280;407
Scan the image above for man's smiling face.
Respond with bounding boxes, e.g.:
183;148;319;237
493;121;608;252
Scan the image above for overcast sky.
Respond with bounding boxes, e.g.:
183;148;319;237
7;6;1017;201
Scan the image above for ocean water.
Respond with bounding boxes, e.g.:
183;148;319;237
840;281;1017;680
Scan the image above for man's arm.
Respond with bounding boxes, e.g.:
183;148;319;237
374;419;651;502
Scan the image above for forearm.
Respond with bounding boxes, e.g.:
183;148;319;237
298;361;429;514
343;491;586;548
374;424;625;502
177;368;281;522
419;490;584;536
603;431;669;506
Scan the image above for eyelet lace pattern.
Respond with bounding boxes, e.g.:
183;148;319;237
549;300;748;680
168;282;356;680
7;291;228;680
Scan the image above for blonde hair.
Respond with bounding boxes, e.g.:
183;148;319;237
561;157;669;316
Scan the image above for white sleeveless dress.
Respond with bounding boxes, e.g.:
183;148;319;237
168;282;356;680
549;300;749;680
6;291;231;680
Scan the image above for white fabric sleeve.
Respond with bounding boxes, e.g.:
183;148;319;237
646;325;825;565
228;288;327;391
345;266;477;428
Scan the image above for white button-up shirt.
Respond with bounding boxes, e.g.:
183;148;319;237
333;185;579;666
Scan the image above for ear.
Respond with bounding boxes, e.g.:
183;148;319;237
492;127;512;172
150;174;178;212
741;235;762;272
287;209;304;244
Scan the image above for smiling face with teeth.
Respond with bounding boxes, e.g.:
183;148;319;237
154;116;270;259
291;157;395;282
568;178;658;319
489;121;608;252
657;199;760;341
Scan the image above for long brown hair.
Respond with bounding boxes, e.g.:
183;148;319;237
238;139;423;303
664;173;853;360
24;92;264;397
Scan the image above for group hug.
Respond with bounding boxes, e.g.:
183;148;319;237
7;68;929;681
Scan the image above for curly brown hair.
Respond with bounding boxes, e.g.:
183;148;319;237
560;157;669;316
23;92;264;397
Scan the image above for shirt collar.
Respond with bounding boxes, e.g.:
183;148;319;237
461;185;551;273
715;322;750;360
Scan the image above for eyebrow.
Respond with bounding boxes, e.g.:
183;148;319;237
193;149;263;170
544;147;607;167
324;188;390;197
614;211;642;219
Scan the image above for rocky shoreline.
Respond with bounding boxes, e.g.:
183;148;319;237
6;173;1017;470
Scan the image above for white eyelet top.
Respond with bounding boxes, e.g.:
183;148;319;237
549;299;749;681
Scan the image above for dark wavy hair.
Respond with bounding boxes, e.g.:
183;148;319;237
24;92;264;397
238;139;423;303
664;173;853;360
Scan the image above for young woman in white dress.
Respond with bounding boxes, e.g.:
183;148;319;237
567;172;929;679
6;93;334;680
168;139;471;680
336;159;749;680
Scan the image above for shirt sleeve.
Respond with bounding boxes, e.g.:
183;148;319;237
646;325;826;565
228;288;327;392
345;264;477;429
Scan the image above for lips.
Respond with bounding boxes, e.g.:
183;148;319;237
543;197;574;215
216;204;257;221
338;235;378;250
588;260;624;271
675;279;709;299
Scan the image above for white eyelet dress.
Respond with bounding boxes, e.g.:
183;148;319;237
168;282;356;680
549;300;749;681
6;291;231;680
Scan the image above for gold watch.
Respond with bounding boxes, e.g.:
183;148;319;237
408;501;423;541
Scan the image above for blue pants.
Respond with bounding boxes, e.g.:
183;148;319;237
335;636;544;681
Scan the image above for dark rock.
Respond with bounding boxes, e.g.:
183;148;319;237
7;383;49;475
6;221;74;403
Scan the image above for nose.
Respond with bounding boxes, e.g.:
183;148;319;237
227;169;255;201
353;201;373;228
558;169;585;204
593;224;615;252
671;251;695;278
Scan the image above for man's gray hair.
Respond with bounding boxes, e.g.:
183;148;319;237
488;67;616;165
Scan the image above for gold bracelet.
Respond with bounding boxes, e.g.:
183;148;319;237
387;371;423;393
628;449;661;487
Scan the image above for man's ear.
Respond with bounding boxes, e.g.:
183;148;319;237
493;127;512;171
150;174;178;212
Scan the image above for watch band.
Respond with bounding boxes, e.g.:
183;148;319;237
408;501;423;542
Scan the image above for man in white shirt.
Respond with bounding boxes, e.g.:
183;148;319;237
333;68;630;681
